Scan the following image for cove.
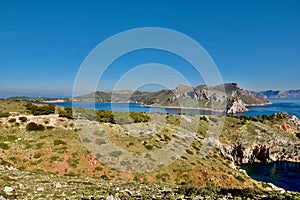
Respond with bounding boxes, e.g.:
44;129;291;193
240;162;300;192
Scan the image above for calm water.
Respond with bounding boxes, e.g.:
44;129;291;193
244;98;300;118
241;162;300;192
51;102;219;115
52;98;300;118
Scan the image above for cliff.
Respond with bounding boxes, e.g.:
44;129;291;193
218;113;300;164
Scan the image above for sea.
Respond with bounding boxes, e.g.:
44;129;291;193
243;98;300;119
50;98;300;192
241;162;300;192
51;98;300;118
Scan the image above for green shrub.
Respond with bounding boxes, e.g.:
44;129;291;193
59;107;73;119
82;138;91;143
95;138;106;145
95;166;102;171
109;150;122;157
8;118;16;123
96;110;150;124
236;175;245;182
0;111;10;118
25;103;55;115
26;122;45;131
19;116;27;122
96;110;114;123
33;152;43;159
130;112;150;123
112;112;133;124
0;142;9;150
53;139;66;146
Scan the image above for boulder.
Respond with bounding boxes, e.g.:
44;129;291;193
3;186;14;195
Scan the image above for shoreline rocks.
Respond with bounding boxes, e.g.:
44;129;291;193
227;100;249;114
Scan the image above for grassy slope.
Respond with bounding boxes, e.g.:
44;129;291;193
0;99;299;196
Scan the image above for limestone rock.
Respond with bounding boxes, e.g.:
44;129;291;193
3;186;14;195
227;100;248;114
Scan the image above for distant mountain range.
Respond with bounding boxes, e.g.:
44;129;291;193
258;90;300;98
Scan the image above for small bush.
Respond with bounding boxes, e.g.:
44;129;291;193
33;152;43;159
130;112;150;123
8;118;16;123
82;138;91;143
0;142;9;150
19;116;27;122
53;139;66;146
26;122;45;131
236;175;245;182
0;111;10;118
109;150;122;157
59;107;73;119
95;166;102;171
25;103;55;115
96;110;114;123
95;138;106;145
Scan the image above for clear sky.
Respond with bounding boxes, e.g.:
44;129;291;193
0;0;299;97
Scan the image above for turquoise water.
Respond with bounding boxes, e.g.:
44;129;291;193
241;162;300;192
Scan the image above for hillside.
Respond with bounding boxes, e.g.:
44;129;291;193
0;100;300;198
74;83;269;113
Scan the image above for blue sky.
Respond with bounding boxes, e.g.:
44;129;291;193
0;0;299;97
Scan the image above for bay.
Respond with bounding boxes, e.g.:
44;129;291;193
241;162;300;192
50;102;219;115
51;98;300;118
244;98;300;118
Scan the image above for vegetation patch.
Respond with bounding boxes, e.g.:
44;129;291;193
53;139;67;146
25;103;55;115
0;142;9;150
26;122;45;131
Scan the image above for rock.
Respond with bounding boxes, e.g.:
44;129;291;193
267;183;285;193
106;195;115;200
0;196;7;200
36;186;44;192
5;166;17;171
227;100;248;114
123;188;132;196
55;182;62;188
289;115;300;132
3;186;14;195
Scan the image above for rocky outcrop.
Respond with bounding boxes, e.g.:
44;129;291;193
220;143;271;164
289;115;300;132
220;141;300;164
226;100;249;114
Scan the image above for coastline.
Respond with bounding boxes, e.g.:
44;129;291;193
140;103;226;113
43;99;67;103
245;101;273;107
45;100;274;115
